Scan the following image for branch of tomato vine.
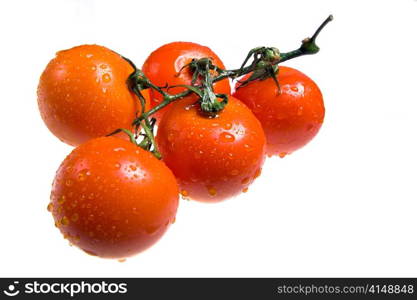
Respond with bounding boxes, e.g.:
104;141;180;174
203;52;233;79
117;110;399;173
112;14;333;159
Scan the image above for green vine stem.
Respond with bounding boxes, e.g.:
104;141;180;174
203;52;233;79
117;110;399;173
113;15;333;159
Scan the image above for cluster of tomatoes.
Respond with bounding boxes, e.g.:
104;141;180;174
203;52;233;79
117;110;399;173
38;35;326;259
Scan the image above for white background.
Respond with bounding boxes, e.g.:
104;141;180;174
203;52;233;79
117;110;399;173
0;0;416;277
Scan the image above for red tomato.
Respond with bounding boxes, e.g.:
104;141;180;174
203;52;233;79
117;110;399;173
38;45;142;146
48;137;179;258
233;66;325;157
156;96;266;202
142;42;231;120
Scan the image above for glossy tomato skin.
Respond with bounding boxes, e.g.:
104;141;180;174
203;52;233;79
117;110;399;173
49;137;179;258
156;96;266;202
38;45;139;146
233;66;325;157
142;42;231;120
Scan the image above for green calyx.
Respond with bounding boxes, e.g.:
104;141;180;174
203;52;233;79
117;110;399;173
118;15;333;159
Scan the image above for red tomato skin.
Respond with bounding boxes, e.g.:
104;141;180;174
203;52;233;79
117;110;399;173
156;96;266;202
38;45;139;146
233;66;325;156
142;42;231;120
49;137;179;258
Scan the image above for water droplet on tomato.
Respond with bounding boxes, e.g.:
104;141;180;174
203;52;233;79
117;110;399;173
77;169;90;181
224;123;232;130
180;190;189;199
47;203;53;212
71;200;78;208
278;152;287;158
229;169;239;176
297;107;304;116
58;195;66;204
207;186;217;196
167;132;175;142
242;187;249;193
241;177;250;185
100;64;107;69
129;165;137;171
86;53;93;58
194;150;203;159
219;132;235;143
118;258;126;263
102;73;111;82
113;147;125;152
65;179;73;187
71;213;79;222
254;168;262;179
60;216;69;226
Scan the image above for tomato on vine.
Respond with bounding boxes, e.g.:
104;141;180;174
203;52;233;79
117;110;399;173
233;66;325;157
38;45;143;146
39;15;333;259
49;137;179;258
142;42;231;120
156;96;266;202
